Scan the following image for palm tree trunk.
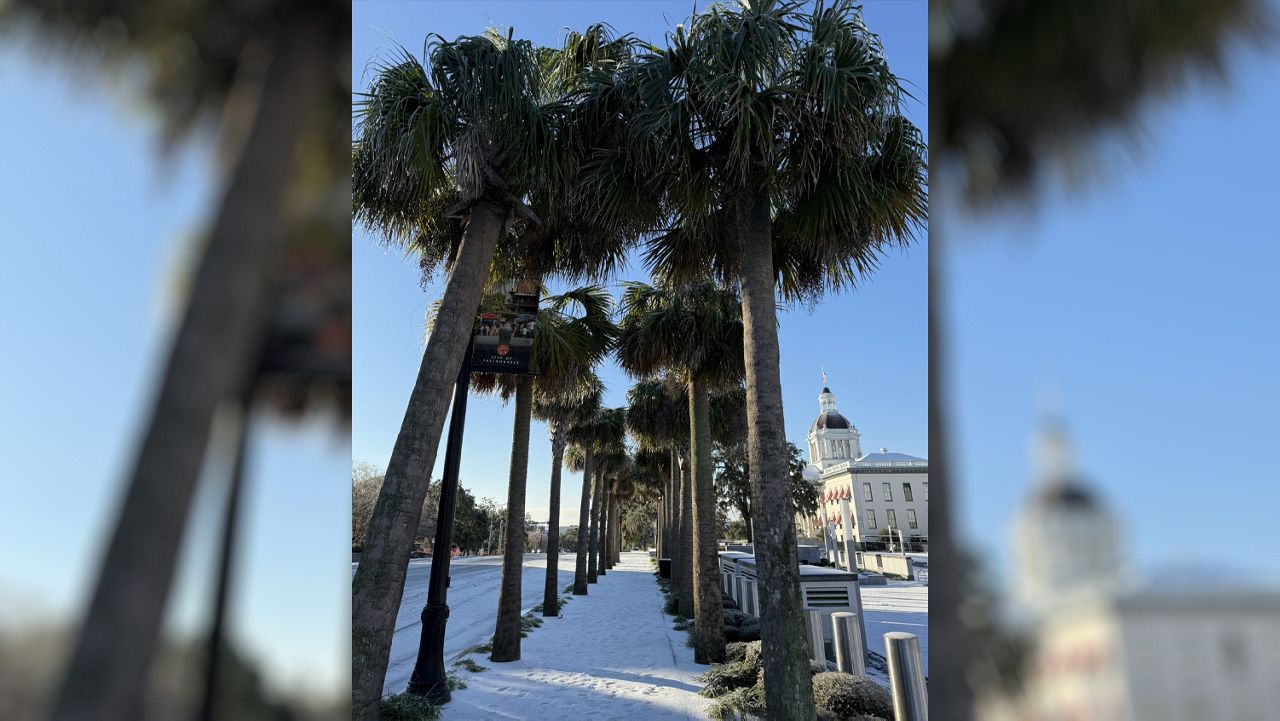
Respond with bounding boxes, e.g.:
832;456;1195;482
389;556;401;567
689;379;726;663
735;186;817;720
491;376;533;662
542;426;566;616
611;492;622;564
927;216;972;719
573;450;594;594
596;481;606;578
587;462;601;583
604;481;615;569
51;16;329;721
669;450;678;558
676;448;695;618
352;194;507;714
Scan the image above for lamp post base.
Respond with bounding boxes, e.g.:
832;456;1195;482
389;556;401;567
406;602;452;703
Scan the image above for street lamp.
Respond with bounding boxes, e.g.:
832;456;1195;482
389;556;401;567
406;349;472;703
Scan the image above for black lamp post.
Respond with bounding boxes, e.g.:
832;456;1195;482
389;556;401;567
406;348;472;702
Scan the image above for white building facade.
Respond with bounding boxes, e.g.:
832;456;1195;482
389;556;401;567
985;421;1280;721
800;383;929;547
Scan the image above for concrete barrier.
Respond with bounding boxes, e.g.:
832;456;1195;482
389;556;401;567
855;551;914;579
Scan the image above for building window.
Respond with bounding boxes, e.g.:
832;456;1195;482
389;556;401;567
863;483;873;502
882;482;892;501
865;509;877;529
886;509;897;528
907;509;918;529
923;482;928;501
902;483;913;502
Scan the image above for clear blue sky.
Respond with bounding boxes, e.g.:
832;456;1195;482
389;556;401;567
351;1;929;524
0;43;349;698
945;43;1280;580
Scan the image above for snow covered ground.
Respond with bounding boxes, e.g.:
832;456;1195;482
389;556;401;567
860;581;929;676
355;550;928;719
439;551;714;720
352;552;578;697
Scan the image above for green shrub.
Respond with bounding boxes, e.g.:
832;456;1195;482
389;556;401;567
379;693;441;720
452;657;487;673
810;672;893;721
698;641;762;698
707;683;766;720
724;641;750;663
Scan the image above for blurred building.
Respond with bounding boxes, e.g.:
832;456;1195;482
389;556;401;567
799;379;929;548
984;422;1280;721
1012;421;1123;615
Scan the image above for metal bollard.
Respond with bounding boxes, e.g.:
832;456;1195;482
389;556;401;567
885;632;927;721
748;578;760;617
735;575;745;608
804;609;827;664
831;611;865;676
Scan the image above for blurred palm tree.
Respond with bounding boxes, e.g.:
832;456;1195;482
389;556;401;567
929;0;1274;717
0;2;348;720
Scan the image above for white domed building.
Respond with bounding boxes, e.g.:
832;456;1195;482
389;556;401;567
1011;420;1123;616
797;380;929;555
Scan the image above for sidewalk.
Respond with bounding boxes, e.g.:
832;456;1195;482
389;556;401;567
440;551;714;720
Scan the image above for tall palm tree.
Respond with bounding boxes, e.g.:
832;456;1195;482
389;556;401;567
566;406;627;592
1;4;348;719
534;373;605;616
470;286;616;662
581;2;927;712
626;378;695;616
618;281;742;664
350;30;559;713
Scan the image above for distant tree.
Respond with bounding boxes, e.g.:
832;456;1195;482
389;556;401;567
620;494;658;550
716;441;816;544
352;463;384;547
559;526;580;552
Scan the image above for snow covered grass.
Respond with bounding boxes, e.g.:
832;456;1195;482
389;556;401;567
379;693;441;720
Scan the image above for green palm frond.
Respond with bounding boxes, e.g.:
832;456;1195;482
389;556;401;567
616;280;744;388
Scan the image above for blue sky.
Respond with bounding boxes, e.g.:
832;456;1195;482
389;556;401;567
351;0;930;524
0;44;349;697
945;44;1280;581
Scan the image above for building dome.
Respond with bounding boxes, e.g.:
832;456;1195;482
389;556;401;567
1030;480;1099;511
807;379;862;471
810;410;851;432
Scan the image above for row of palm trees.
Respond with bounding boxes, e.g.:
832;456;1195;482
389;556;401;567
350;1;926;718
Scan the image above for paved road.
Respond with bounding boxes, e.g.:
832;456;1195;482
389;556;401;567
354;553;580;696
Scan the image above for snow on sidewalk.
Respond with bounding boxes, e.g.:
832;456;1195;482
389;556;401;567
440;551;714;720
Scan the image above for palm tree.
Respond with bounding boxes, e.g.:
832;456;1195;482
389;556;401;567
2;4;347;719
580;2;928;712
534;373;605;616
470;286;616;662
617;281;742;663
566;406;627;592
626;378;695;617
350;29;559;712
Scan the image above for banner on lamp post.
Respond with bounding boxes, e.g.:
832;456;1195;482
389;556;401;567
470;279;539;375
